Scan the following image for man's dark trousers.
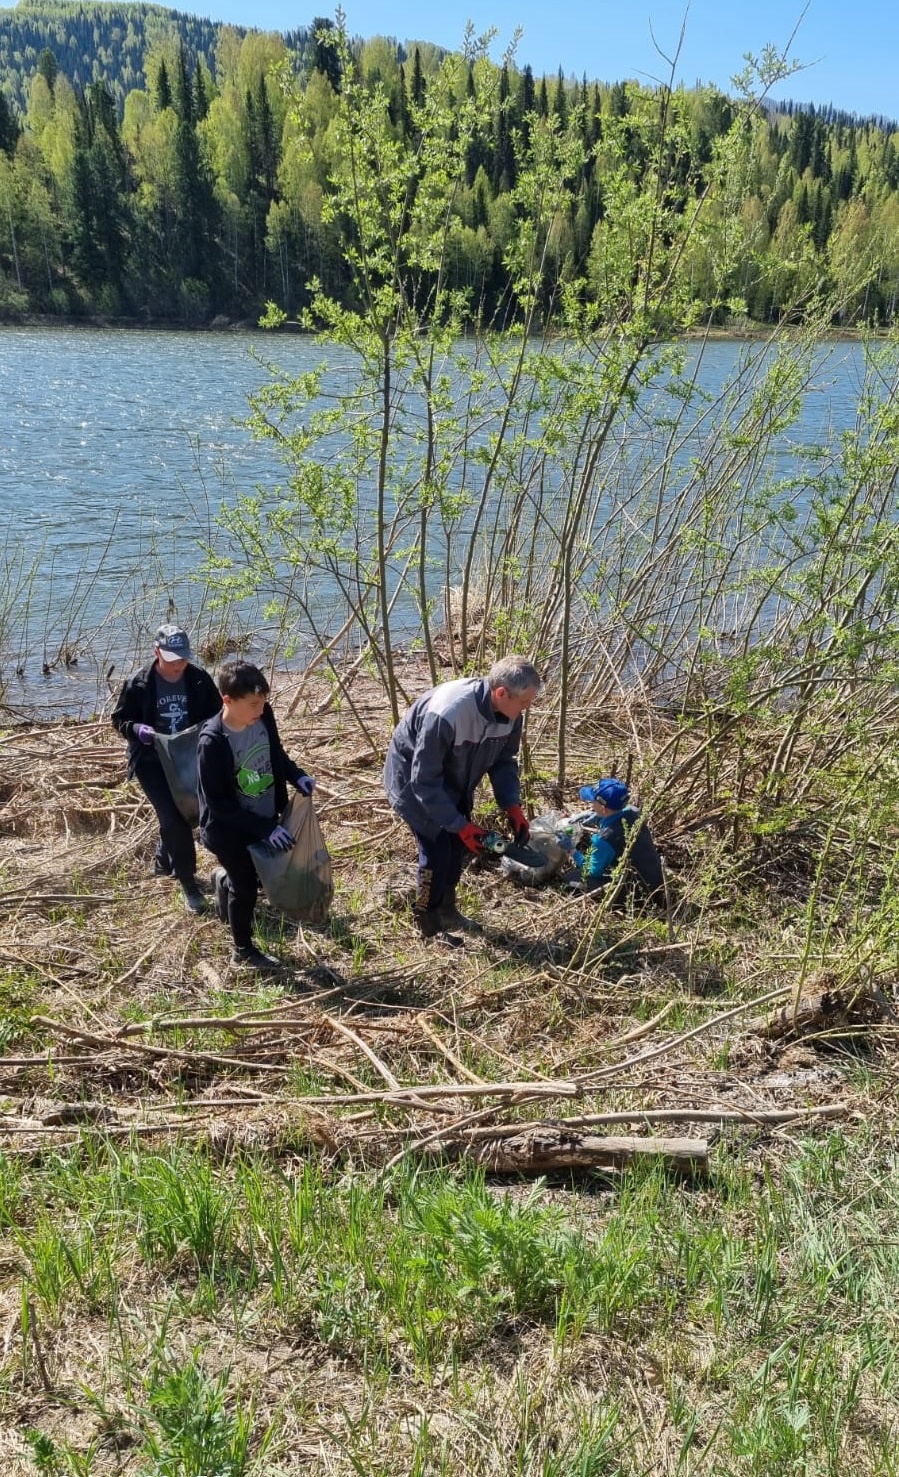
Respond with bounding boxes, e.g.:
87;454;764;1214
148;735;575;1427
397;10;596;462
413;827;466;915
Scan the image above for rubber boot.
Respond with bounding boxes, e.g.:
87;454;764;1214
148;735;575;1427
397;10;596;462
413;907;444;939
438;886;480;933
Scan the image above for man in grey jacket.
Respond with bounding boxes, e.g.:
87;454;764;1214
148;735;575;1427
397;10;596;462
384;655;542;937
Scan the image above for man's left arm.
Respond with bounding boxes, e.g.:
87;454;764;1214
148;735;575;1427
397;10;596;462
486;721;523;808
487;723;530;839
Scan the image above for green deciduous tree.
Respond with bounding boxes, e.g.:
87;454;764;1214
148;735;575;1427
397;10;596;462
214;29;850;786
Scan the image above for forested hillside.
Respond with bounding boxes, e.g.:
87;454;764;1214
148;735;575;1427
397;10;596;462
1;0;899;326
0;1;230;111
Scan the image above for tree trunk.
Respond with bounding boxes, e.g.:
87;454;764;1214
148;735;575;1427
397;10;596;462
8;203;21;290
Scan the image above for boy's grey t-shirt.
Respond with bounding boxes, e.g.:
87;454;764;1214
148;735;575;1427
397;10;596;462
155;674;189;733
226;719;276;819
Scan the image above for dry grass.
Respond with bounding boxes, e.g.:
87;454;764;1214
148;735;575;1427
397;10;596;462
0;663;895;1474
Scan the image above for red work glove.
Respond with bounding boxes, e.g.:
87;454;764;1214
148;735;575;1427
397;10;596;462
458;821;487;854
505;804;530;844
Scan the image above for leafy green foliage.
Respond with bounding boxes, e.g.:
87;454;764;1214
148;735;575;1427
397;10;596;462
1;4;899;324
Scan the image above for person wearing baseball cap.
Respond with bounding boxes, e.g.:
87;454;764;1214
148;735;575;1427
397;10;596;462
576;777;663;897
111;623;222;912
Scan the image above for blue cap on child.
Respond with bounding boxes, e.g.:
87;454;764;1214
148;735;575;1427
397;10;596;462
579;777;629;809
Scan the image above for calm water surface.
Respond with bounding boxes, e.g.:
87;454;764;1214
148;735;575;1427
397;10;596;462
0;326;878;711
1;327;345;707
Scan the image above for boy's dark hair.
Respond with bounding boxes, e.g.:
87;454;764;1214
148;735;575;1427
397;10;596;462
217;659;270;699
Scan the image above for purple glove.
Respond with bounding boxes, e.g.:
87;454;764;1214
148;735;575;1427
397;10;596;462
295;774;315;796
135;724;155;745
266;824;295;853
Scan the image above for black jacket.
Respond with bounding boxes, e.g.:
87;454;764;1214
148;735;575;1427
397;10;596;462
197;705;307;847
111;660;222;775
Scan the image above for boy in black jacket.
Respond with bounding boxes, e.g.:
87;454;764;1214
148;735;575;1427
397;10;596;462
111;624;222;913
198;660;315;970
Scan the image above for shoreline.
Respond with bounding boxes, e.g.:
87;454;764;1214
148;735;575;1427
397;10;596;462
0;312;892;343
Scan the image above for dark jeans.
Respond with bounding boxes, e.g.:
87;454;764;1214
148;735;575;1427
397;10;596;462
205;832;259;948
133;751;196;883
412;827;466;915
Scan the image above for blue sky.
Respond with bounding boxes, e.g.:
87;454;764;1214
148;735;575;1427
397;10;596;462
192;0;898;121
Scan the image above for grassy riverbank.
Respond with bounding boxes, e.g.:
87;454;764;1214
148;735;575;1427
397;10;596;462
1;669;897;1475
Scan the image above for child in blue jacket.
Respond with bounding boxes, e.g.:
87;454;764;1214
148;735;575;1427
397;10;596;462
577;778;663;898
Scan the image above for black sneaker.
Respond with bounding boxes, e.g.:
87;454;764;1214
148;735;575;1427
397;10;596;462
232;943;282;971
153;857;175;878
181;883;207;915
210;867;229;923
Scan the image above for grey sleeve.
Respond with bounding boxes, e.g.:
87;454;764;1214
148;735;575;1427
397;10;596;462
408;712;469;833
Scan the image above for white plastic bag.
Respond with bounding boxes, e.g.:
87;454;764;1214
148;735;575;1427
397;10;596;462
500;811;576;886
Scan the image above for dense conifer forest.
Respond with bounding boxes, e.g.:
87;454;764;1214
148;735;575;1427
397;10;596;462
1;0;899;325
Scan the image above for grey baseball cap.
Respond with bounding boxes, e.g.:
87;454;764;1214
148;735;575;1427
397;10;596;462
154;624;192;661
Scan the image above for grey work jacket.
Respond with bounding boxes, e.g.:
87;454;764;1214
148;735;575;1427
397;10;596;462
383;677;523;839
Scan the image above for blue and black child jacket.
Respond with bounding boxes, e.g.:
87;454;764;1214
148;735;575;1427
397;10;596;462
583;805;664;893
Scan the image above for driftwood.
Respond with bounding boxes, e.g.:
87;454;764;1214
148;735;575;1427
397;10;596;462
425;1127;708;1176
754;979;894;1041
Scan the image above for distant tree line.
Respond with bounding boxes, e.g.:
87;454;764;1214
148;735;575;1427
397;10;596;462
1;2;898;325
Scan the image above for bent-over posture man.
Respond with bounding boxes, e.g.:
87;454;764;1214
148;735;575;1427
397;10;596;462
384;655;542;938
111;624;221;913
198;660;315;971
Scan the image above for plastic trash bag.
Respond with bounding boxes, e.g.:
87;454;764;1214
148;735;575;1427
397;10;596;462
249;792;332;924
499;810;590;886
154;724;202;824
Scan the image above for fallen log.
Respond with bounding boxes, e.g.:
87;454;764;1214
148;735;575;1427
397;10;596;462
424;1128;708;1176
753;978;893;1041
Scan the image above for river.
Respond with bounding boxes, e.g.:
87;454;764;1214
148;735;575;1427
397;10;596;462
0;325;881;715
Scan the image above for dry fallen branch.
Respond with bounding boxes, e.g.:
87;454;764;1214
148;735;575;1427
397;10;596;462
422;1128;709;1176
416;1013;486;1084
578;985;793;1083
753;979;893;1040
451;1103;852;1137
0;892;116;908
322;1014;401;1089
280;1079;582;1110
30;1016;291;1073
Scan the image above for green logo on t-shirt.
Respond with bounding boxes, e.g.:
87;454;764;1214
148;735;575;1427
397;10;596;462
237;763;273;797
229;724;275;814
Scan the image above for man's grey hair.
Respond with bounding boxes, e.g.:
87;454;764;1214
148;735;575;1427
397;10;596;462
487;655;543;695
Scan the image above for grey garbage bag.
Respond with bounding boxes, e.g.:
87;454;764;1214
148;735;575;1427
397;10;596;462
249;792;332;923
154;724;201;824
